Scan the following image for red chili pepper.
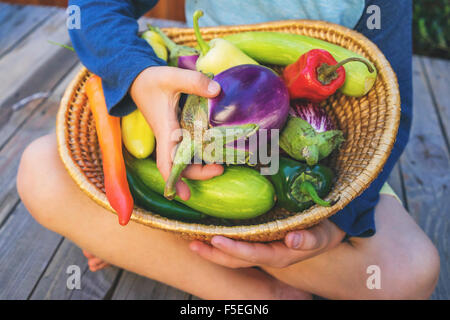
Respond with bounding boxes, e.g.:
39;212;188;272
282;49;374;102
86;75;134;226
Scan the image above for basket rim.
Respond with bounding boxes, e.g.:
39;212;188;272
56;19;401;241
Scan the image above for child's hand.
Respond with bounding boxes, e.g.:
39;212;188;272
189;219;346;268
130;66;223;201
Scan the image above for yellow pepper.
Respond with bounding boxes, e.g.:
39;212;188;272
141;30;168;61
193;10;258;75
121;109;155;159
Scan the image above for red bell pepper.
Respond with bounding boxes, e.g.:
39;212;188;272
283;49;374;102
86;75;134;226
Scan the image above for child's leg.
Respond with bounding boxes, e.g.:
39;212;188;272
18;134;440;300
17;134;309;300
262;195;440;299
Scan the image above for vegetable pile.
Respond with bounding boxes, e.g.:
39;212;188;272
88;10;377;226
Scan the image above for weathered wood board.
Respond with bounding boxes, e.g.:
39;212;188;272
111;271;191;300
399;57;449;300
421;57;450;149
0;3;58;57
0;203;63;300
0;63;80;225
30;238;121;300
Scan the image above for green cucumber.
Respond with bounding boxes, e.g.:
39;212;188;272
126;156;275;219
126;170;205;221
223;31;377;97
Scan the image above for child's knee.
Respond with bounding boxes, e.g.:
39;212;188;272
17;134;59;226
378;233;440;299
400;238;440;299
360;196;441;299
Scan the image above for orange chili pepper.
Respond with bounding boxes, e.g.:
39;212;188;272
85;75;134;226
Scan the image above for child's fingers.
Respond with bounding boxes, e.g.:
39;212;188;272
154;118;182;182
189;240;255;269
153;119;191;201
285;230;321;250
82;250;95;259
182;163;224;180
163;68;221;98
88;257;105;267
155;142;174;181
174;163;224;201
175;180;191;201
284;219;344;251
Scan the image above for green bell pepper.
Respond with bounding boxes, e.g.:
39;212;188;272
269;156;336;212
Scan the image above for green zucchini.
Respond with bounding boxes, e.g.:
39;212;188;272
126;156;276;219
223;31;377;97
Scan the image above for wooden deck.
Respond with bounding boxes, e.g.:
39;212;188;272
0;3;448;300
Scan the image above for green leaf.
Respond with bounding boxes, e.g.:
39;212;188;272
47;40;74;52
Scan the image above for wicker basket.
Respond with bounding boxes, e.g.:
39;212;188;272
56;20;400;242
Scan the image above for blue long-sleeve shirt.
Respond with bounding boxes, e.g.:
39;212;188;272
68;0;412;238
68;0;167;116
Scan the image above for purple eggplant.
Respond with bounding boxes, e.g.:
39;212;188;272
280;100;344;166
210;64;289;132
148;25;199;69
164;64;290;199
289;100;335;133
177;55;199;70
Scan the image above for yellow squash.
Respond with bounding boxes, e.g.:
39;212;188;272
141;30;168;61
121;109;155;159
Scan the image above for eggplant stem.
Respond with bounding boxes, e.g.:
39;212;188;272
192;10;210;55
164;138;195;200
299;181;331;207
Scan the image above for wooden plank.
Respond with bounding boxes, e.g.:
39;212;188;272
0;10;78;149
0;202;62;299
30;238;121;300
111;271;190;300
399;57;450;300
421;56;450;149
0;46;78;150
0;3;19;23
149;281;191;300
0;4;58;57
69;265;121;300
0;64;81;226
0;10;70;104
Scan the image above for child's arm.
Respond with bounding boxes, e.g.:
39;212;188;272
68;0;165;116
68;1;224;200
